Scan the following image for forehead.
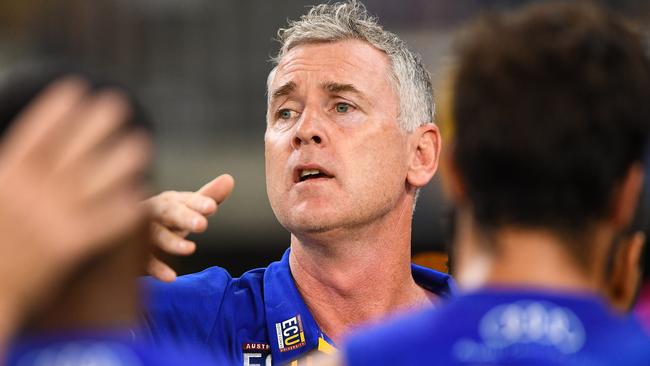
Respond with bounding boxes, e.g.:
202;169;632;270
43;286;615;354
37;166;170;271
269;39;393;93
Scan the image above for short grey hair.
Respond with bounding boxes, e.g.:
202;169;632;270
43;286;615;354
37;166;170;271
268;0;434;132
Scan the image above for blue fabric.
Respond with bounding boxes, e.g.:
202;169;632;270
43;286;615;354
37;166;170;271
343;288;650;365
6;330;218;366
140;248;454;365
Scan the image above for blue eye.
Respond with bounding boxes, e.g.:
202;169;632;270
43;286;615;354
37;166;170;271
335;103;350;113
278;109;293;119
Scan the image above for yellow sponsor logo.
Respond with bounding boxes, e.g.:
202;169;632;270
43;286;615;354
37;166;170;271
276;315;307;352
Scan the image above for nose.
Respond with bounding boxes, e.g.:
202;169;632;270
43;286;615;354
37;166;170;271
291;108;325;149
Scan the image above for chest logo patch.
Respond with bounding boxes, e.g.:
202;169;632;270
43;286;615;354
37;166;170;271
275;315;306;352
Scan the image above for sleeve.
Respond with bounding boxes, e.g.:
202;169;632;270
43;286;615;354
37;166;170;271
137;266;232;347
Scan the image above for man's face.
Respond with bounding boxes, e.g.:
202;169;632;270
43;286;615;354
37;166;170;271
264;39;412;235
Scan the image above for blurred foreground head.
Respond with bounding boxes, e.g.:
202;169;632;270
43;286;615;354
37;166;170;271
0;65;151;136
444;1;650;302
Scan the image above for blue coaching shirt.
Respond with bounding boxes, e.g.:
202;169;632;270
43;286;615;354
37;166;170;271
140;249;453;365
343;288;650;365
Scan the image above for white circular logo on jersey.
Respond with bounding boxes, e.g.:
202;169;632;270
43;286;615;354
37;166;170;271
478;300;586;354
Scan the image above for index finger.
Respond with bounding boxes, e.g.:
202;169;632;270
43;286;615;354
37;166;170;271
197;174;235;204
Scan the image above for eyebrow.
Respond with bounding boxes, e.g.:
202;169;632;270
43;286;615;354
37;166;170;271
270;81;296;102
322;82;363;97
269;81;367;105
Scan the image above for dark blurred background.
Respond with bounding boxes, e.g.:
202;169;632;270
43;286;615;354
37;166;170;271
1;0;648;276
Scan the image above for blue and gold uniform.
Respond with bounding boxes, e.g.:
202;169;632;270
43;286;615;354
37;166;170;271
343;288;650;365
140;249;453;365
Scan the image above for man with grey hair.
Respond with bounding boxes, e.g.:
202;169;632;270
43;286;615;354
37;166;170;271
140;1;453;364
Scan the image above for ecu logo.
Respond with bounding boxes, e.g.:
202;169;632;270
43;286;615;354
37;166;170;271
275;315;306;352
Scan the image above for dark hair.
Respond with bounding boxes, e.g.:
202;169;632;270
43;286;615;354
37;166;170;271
0;63;152;137
450;2;650;246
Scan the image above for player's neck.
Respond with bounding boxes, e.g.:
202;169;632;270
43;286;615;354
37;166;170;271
456;217;611;295
288;201;436;343
29;239;142;334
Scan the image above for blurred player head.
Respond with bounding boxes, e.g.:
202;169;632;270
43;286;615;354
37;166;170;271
0;64;151;136
444;1;650;298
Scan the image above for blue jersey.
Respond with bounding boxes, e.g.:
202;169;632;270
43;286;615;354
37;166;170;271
343;288;650;365
6;330;219;366
140;249;454;365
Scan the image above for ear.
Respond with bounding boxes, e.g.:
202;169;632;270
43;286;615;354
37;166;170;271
611;163;644;230
406;123;441;188
607;231;645;312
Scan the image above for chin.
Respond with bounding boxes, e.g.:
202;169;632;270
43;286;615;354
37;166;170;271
283;209;343;235
292;223;336;235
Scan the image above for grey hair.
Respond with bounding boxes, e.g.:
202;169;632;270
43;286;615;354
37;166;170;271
268;0;434;132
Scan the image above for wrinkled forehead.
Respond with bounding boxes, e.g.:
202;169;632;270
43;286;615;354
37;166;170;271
266;40;394;98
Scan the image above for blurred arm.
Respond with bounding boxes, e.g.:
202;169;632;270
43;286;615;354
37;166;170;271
0;77;151;355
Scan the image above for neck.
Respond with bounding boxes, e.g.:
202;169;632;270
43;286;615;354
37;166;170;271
455;212;611;296
29;238;142;334
289;198;436;342
485;230;602;291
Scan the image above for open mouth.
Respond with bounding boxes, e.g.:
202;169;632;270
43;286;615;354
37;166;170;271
299;169;328;182
295;167;334;183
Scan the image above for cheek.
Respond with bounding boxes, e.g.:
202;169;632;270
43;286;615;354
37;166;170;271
264;136;287;189
332;109;366;128
348;134;409;192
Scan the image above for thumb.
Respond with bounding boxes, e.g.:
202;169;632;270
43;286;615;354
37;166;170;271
197;174;235;204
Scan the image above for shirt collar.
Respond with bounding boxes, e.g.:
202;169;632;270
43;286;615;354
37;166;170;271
412;263;456;299
263;249;456;364
264;249;321;365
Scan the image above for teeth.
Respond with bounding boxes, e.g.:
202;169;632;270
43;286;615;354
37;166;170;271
300;169;321;178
